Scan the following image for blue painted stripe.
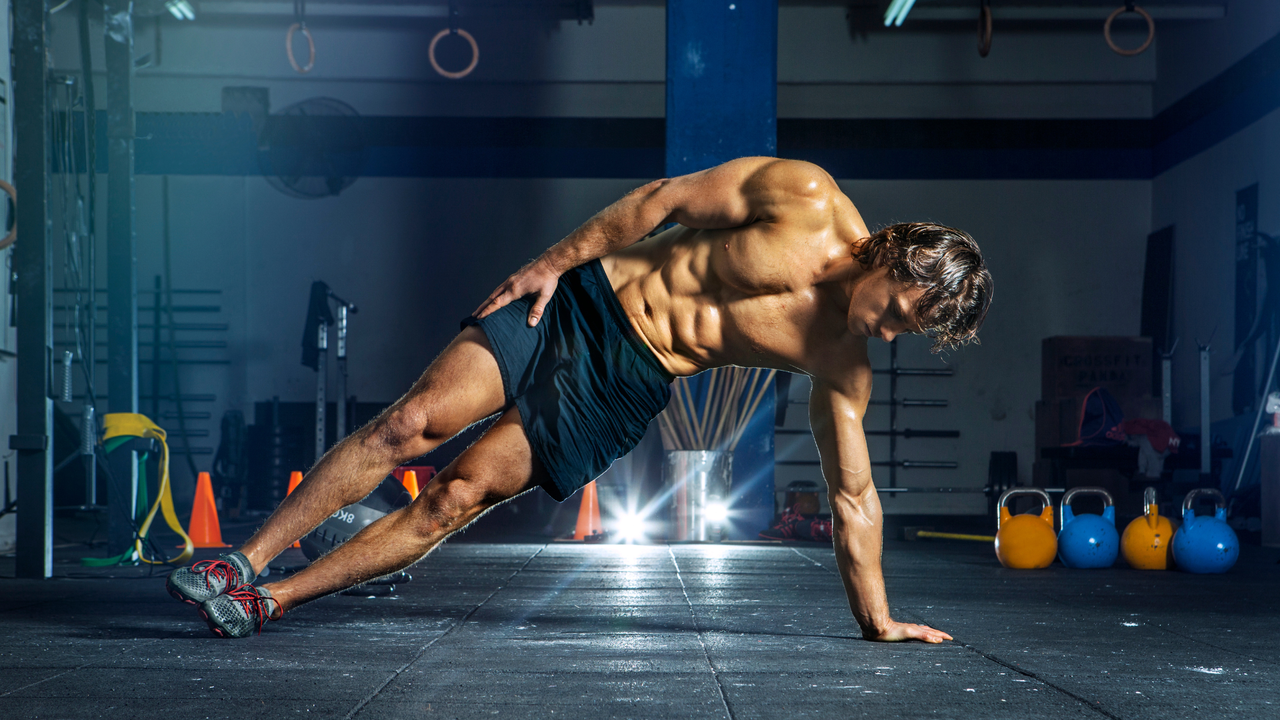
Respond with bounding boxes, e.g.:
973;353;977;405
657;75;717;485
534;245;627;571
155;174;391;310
790;148;1153;181
1151;30;1280;174
97;114;1153;180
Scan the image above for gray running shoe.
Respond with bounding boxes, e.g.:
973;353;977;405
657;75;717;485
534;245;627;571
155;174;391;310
166;551;255;605
198;584;282;639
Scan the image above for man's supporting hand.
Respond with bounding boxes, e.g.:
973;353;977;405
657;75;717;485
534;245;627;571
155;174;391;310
473;257;561;327
865;620;953;644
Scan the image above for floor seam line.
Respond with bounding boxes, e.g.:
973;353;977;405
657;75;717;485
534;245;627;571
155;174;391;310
667;545;737;720
900;606;1129;720
796;546;1128;720
0;637;166;698
1144;621;1280;667
343;543;548;719
952;640;1127;720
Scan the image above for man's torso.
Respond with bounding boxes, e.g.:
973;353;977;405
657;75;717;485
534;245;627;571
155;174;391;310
600;181;873;389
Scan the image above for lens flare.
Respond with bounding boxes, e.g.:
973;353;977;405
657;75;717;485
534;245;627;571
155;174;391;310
616;512;646;544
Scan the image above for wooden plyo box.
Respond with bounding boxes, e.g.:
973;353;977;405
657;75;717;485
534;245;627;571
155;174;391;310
1042;336;1152;401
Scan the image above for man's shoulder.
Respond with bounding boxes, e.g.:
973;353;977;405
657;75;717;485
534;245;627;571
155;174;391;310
800;331;873;399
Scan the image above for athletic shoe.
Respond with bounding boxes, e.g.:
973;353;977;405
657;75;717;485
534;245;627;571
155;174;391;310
198;584;282;639
758;510;807;541
166;551;255;605
806;518;833;543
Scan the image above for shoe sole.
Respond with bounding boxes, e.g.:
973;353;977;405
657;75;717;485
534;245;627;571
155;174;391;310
197;606;232;639
168;585;201;605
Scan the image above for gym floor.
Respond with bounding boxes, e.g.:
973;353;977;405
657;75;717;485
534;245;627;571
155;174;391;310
2;522;1276;720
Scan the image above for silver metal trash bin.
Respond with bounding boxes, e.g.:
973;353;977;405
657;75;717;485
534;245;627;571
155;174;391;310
666;450;732;542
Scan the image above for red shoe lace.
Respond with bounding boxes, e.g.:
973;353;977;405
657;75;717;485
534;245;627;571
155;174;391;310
224;586;283;636
190;559;238;591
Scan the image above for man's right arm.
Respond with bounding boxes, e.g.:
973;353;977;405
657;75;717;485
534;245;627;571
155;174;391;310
472;157;829;326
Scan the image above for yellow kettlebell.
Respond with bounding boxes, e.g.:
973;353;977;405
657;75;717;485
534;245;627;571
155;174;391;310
995;488;1058;569
1121;487;1176;570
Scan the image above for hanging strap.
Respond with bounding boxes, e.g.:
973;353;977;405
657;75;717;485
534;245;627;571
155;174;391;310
103;413;193;565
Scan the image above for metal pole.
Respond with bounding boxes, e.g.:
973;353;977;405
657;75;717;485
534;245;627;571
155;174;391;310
1161;354;1173;424
13;0;54;579
105;0;137;416
315;321;327;465
78;0;99;507
103;0;139;554
151;275;160;419
1232;330;1280;495
335;304;347;441
1200;342;1211;478
889;339;898;488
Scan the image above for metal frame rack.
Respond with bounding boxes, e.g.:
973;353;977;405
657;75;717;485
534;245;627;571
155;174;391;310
773;338;962;510
870;339;960;494
52;281;228;501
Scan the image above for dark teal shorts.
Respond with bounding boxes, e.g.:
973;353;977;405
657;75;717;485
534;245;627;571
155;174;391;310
461;260;674;501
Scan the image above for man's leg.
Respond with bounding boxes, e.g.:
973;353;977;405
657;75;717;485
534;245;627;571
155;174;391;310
239;326;507;576
260;407;544;613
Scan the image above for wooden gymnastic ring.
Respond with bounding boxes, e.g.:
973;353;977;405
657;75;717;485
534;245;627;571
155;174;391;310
0;179;15;251
1104;5;1154;57
287;23;316;74
429;28;479;80
977;3;993;58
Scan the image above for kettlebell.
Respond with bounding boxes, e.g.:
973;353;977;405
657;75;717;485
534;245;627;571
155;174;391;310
1120;487;1175;570
994;488;1057;569
1171;488;1239;574
1057;486;1119;568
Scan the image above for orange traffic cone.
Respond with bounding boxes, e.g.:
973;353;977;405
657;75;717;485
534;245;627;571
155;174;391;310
286;471;303;547
401;470;421;499
188;471;230;549
573;481;604;541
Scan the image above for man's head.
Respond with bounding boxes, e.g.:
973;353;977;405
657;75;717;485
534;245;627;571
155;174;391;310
849;222;992;352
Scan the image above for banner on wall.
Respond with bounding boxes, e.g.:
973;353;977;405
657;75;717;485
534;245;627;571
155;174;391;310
1235;184;1259;415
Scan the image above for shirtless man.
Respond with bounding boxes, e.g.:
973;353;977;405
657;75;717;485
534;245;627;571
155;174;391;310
166;157;991;643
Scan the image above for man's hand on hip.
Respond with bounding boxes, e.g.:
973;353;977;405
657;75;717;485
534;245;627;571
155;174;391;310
473;257;561;327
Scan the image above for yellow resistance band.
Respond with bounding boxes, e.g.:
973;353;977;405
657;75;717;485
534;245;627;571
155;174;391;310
102;413;194;565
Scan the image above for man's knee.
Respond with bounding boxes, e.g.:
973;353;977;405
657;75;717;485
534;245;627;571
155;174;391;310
409;475;505;536
363;403;446;461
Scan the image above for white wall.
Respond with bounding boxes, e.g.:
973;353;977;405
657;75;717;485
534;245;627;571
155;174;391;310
1153;1;1280;432
1155;0;1280;113
29;3;1192;515
772;180;1152;514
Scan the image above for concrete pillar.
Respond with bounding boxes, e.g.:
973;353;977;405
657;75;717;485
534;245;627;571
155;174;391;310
665;0;778;536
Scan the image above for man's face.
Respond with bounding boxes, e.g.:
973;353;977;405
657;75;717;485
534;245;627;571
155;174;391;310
847;266;927;343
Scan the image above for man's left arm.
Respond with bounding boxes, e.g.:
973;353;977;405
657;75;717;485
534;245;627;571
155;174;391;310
809;376;953;643
471;157;797;327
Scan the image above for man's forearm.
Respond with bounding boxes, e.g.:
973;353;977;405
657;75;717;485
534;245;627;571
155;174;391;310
538;180;668;273
830;492;893;637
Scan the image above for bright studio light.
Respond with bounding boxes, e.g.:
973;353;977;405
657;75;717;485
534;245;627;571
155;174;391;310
616;512;647;544
706;501;730;524
165;0;196;21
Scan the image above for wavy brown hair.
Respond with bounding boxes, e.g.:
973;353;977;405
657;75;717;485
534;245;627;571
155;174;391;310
853;222;992;353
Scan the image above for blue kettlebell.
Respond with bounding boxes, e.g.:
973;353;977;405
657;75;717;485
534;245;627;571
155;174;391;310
1171;488;1239;574
1057;487;1119;568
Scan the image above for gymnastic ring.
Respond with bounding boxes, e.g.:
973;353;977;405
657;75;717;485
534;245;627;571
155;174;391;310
0;179;16;251
1104;4;1154;57
429;28;479;80
287;23;316;74
977;2;992;58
